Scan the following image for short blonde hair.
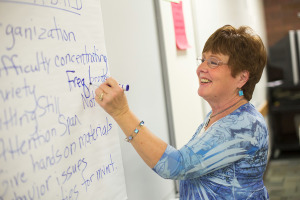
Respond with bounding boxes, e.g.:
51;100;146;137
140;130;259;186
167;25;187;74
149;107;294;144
203;25;267;101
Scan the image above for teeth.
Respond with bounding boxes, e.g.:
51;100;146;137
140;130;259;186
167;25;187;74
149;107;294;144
201;79;211;83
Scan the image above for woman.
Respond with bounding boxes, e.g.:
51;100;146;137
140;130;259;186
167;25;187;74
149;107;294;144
95;25;269;200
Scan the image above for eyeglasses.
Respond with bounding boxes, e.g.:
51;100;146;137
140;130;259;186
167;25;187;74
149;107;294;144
196;57;228;69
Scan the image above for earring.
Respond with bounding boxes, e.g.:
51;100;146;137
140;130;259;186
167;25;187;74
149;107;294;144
238;89;244;96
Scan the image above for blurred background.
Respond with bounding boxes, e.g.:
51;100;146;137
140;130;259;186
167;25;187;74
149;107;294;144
261;1;300;199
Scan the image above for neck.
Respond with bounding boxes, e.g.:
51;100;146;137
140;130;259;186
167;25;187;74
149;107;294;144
210;96;246;118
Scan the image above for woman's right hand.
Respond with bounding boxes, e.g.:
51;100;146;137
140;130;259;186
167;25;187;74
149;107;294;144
95;77;130;120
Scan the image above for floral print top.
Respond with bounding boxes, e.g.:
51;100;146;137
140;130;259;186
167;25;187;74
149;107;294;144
153;103;269;200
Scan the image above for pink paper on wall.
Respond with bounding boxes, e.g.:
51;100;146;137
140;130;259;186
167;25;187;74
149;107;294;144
171;1;191;50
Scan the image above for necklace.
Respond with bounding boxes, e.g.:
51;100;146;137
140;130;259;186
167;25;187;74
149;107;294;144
204;98;245;128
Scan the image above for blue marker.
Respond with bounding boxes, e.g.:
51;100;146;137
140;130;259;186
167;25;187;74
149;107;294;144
89;82;129;91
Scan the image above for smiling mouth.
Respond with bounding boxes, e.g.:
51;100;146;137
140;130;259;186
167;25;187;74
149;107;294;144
200;78;212;83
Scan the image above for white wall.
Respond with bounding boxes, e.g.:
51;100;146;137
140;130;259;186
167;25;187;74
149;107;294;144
158;1;204;149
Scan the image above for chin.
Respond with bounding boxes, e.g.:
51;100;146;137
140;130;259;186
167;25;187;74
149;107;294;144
197;88;205;97
198;89;211;101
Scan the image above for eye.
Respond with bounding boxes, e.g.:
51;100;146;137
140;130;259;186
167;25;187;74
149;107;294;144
210;58;219;65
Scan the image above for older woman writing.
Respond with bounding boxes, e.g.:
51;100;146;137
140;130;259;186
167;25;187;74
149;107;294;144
95;25;269;200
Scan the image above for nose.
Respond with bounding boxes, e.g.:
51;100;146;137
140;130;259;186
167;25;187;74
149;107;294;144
196;60;209;74
196;62;206;76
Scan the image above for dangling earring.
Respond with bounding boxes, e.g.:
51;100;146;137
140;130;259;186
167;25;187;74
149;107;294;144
238;89;244;96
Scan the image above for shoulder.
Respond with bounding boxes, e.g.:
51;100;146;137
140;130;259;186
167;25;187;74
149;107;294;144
204;103;267;145
219;103;267;130
185;103;268;149
217;103;268;146
239;103;267;130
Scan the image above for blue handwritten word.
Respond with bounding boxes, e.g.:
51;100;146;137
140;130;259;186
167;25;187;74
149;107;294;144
54;45;108;67
0;107;36;133
0;86;60;131
88;64;109;86
31;141;77;172
78;117;112;150
8;175;52;200
0;78;36;103
61;157;87;185
96;154;116;180
0;171;27;199
0;52;51;78
2;17;76;51
60;184;79;200
58;113;81;136
33;0;83;11
81;154;116;192
0;127;57;162
29;128;57;146
81;87;95;110
0;0;83;15
65;70;90;96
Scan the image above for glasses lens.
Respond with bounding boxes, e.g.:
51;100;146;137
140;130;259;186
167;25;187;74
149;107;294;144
209;58;219;68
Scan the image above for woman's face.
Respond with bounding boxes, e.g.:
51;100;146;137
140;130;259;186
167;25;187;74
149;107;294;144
196;51;242;103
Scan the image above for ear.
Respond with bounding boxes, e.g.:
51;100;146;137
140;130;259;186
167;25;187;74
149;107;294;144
237;70;249;88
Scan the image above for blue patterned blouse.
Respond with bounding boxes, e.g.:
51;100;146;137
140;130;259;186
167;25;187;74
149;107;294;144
153;103;269;200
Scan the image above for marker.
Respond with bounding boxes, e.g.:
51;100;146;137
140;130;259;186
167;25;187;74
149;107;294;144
89;82;130;91
118;84;130;91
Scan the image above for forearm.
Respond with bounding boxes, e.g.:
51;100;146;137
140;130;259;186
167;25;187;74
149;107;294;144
94;77;167;168
113;110;168;168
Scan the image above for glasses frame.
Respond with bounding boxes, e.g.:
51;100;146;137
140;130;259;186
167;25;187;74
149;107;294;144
196;57;228;69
